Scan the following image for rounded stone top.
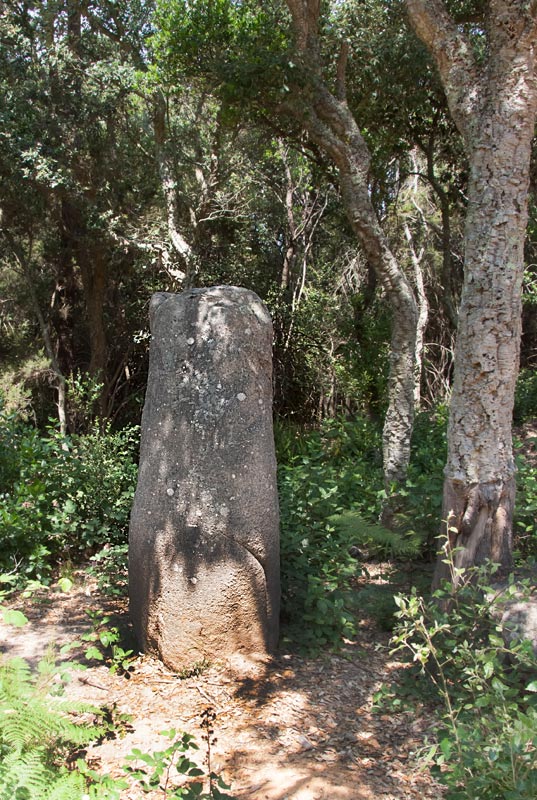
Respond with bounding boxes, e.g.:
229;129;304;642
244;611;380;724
149;286;271;333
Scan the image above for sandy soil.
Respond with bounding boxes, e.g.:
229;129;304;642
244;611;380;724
0;573;445;800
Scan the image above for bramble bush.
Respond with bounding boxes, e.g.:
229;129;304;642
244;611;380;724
0;408;138;581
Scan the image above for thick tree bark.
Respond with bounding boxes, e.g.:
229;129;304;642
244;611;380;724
406;0;537;586
285;0;419;489
152;90;192;284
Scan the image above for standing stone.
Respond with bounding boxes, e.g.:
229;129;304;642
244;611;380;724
129;287;280;671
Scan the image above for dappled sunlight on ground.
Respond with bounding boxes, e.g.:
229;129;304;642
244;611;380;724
0;573;444;800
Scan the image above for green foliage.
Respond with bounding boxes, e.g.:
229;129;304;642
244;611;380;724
515;368;537;423
393;407;448;551
277;416;384;649
66;372;104;434
0;608;231;799
390;562;537;799
0;575;28;628
47;421;139;554
153;0;291;111
87;544;129;598
0;652;124;800
276;411;448;648
0;411;139;580
329;512;423;559
350;583;401;631
81;610;135;678
125;724;234;798
514;446;537;560
326;510;424;632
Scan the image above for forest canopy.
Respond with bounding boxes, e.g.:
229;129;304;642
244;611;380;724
1;0;537;578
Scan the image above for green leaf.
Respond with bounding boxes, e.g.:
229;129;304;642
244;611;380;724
64;498;76;514
439;737;452;759
2;608;28;627
85;645;105;661
483;660;494;679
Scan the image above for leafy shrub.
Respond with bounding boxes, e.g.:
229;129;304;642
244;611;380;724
87;544;129;597
125;723;234;798
394;407;447;552
514;444;537;559
277;416;384;649
390;562;537;800
514;368;537;424
47;421;139;555
81;608;135;677
350;583;401;631
0;410;139;580
276;412;447;648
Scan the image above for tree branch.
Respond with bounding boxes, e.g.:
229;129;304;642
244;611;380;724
336;40;349;101
404;0;481;144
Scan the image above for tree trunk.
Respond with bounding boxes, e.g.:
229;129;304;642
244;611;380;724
284;0;419;490
78;244;108;376
403;220;428;410
152;90;193;284
405;0;537;585
296;106;419;488
338;168;418;488
434;122;534;587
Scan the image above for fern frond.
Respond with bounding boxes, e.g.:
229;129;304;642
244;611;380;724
0;653;109;800
44;769;87;800
329;511;423;559
0;749;53;800
0;676;103;754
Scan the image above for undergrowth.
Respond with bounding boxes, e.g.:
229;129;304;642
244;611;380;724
0;408;138;582
0;604;234;799
385;558;537;800
0;651;123;799
3;401;537;654
277;414;434;649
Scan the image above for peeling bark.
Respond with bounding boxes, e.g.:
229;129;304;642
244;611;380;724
406;0;537;582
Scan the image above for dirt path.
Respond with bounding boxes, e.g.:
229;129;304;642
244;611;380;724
0;577;445;800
